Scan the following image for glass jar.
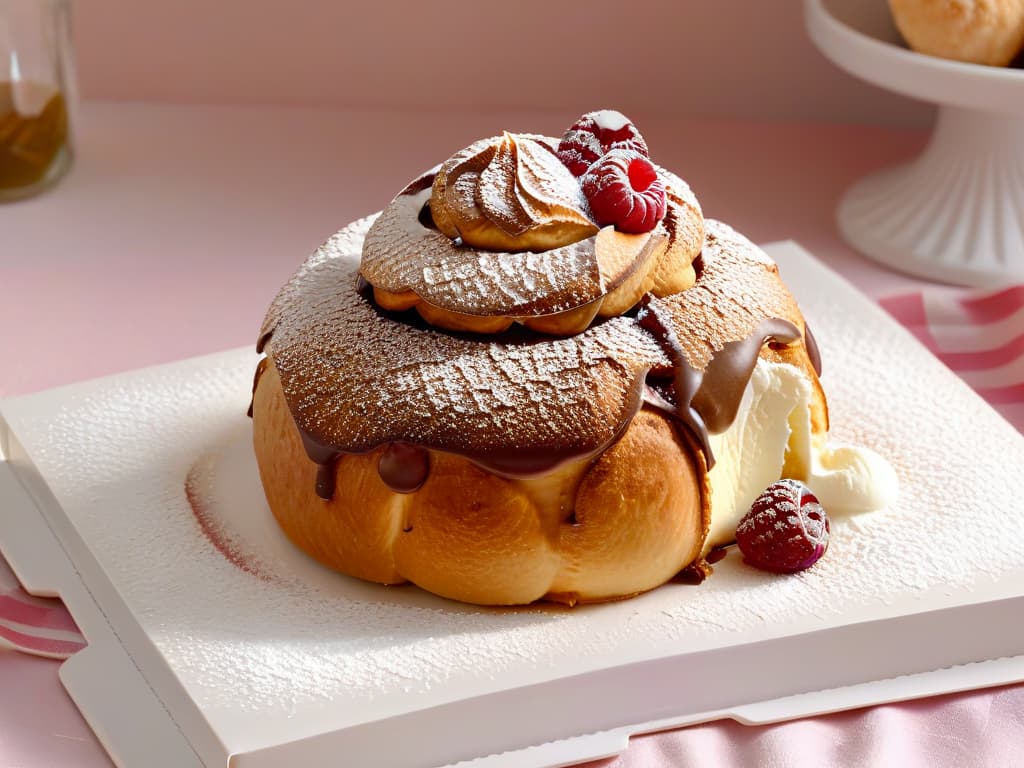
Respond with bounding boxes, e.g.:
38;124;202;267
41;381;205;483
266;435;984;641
0;0;75;202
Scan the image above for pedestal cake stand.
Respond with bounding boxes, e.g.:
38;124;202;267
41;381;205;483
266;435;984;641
806;0;1024;287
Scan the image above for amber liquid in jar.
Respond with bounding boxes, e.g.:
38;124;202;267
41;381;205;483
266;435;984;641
0;80;68;191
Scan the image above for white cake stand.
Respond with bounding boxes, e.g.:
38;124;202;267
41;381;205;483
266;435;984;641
805;0;1024;287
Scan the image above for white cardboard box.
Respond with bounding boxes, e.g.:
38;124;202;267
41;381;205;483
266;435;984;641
2;242;1023;768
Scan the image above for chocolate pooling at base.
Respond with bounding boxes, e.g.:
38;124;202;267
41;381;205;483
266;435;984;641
257;218;820;500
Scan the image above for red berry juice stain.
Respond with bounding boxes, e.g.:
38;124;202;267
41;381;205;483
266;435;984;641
184;461;270;581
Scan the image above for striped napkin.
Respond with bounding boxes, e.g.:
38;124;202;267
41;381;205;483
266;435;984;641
0;283;1021;660
0;555;86;659
880;284;1024;432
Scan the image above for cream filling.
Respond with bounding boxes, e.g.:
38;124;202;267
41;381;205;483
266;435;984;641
705;359;899;550
511;358;899;554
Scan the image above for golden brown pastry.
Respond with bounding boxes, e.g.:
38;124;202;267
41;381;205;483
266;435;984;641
251;110;895;606
253;215;824;605
890;0;1024;66
360;133;704;336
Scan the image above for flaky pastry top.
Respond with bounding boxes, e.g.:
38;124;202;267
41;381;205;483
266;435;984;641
430;133;597;252
358;135;704;333
259;219;816;476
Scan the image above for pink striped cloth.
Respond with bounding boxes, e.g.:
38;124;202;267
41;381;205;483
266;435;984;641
0;284;1021;669
879;283;1024;431
0;556;85;659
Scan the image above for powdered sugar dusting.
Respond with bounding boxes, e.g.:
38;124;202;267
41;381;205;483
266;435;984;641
360;154;700;319
591;109;631;132
11;238;1024;753
477;134;529;236
512;134;591;221
361;188;608;316
556;111;650;177
262;219;805;467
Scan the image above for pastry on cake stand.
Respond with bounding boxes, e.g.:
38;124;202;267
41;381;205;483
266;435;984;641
805;0;1024;287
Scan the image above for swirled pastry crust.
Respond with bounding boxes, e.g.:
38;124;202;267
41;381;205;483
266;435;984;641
430;133;598;252
359;136;704;335
253;218;827;605
260;219;820;469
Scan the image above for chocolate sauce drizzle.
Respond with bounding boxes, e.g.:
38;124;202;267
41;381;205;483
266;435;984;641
305;444;429;500
246;357;269;418
378;442;431;494
804;321;822;376
637;300;800;470
269;305;797;499
255;218;810;502
298;416;431;499
298;431;342;499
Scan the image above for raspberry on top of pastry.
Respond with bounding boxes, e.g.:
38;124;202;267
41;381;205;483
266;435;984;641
252;110;898;606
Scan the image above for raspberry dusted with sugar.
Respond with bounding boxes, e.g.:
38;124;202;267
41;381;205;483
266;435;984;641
581;149;667;234
736;480;831;574
557;109;650;177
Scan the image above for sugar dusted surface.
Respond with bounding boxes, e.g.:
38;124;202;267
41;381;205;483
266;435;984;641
5;243;1024;751
475;134;593;236
360;134;698;319
591;110;631;132
361;195;608;316
477;136;525;234
556;111;652;178
268;215;656;458
262;219;803;465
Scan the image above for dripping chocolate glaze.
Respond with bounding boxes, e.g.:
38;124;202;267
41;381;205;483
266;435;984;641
638;299;800;470
256;217;809;501
290;273;647;499
246;357;269;418
379;442;431;494
804;321;822;376
283;304;794;498
299;432;342;500
296;385;643;501
299;424;431;500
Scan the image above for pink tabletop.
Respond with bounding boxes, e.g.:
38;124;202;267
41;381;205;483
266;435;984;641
1;102;1021;767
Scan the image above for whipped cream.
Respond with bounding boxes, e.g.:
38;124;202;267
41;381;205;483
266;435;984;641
706;359;899;549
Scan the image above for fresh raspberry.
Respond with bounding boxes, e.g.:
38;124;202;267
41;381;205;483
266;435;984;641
581;149;666;234
557;109;650;177
736;480;830;574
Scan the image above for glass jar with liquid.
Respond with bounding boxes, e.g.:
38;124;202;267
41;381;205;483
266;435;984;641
0;0;74;202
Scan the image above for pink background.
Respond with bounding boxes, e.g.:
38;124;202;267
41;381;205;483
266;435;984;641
3;0;1022;766
72;0;932;124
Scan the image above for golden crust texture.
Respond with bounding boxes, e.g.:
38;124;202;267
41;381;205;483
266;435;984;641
253;361;708;606
258;218;823;467
358;134;704;336
253;216;828;606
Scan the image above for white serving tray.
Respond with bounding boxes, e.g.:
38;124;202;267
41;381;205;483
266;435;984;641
1;241;1023;768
